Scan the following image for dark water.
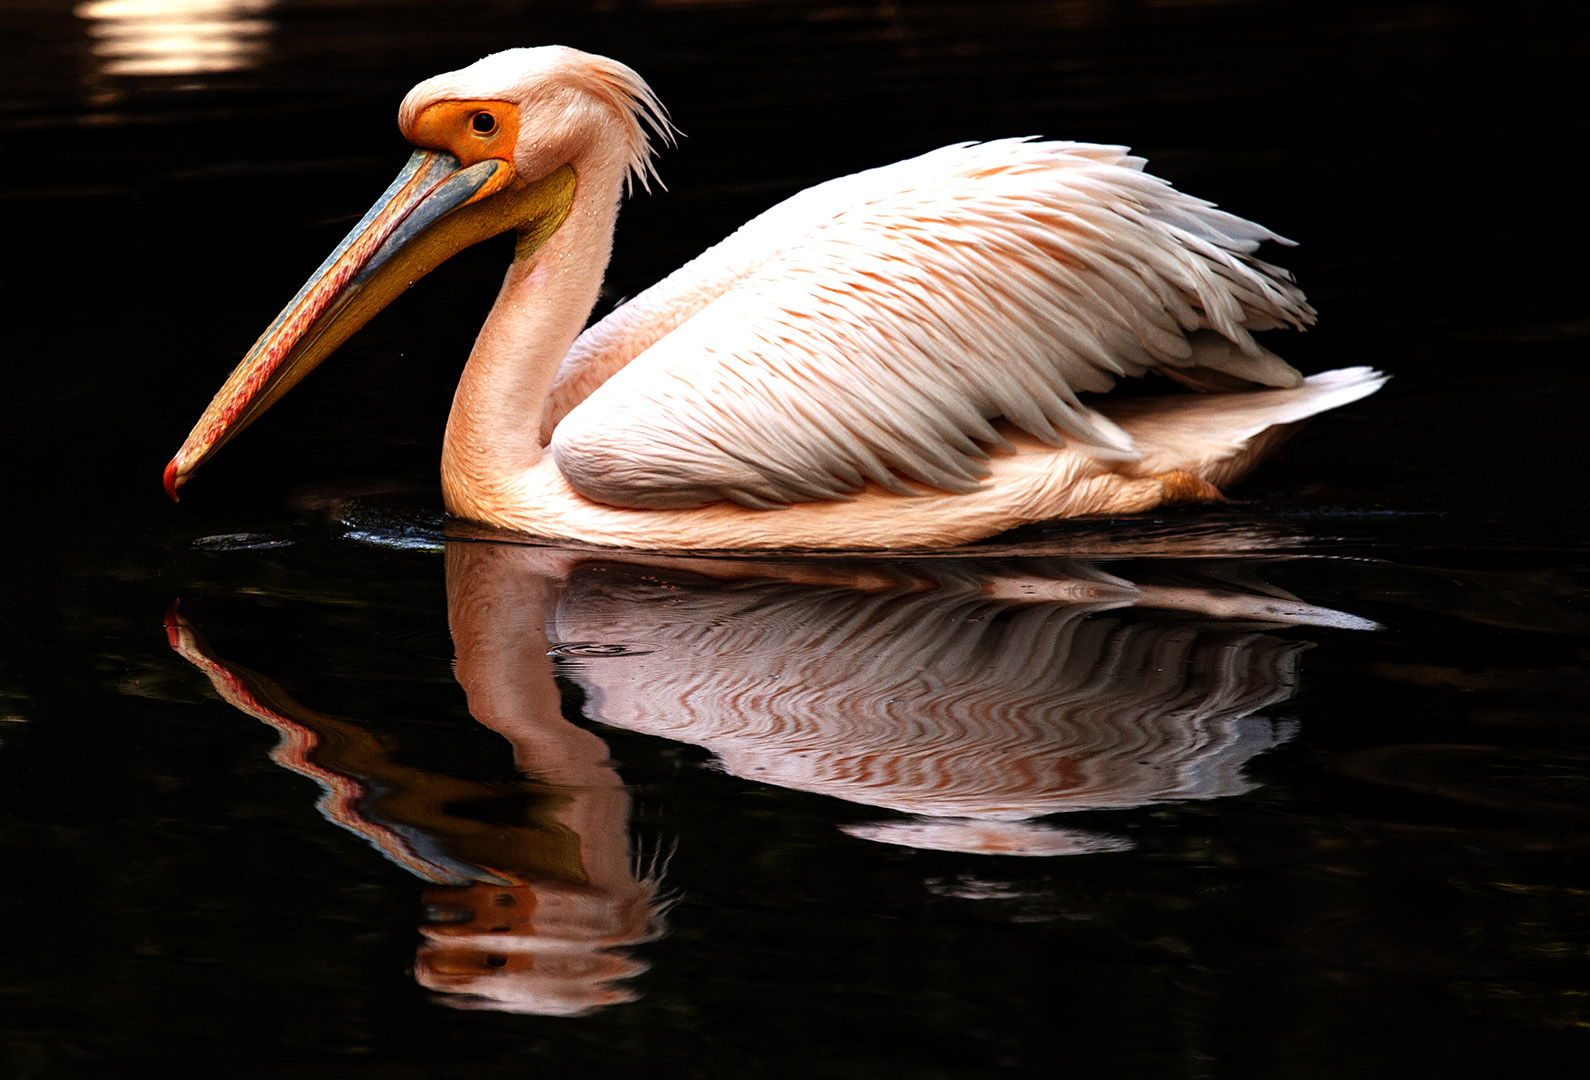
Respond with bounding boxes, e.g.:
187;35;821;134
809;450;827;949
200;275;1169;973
4;1;1589;1075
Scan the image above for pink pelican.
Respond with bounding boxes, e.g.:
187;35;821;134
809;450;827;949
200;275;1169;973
165;46;1384;549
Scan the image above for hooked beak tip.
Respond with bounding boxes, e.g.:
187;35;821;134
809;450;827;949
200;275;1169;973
163;599;191;650
163;459;182;502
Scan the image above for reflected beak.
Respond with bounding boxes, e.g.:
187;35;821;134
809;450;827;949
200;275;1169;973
164;148;574;499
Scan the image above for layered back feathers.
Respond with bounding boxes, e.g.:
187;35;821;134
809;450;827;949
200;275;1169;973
550;139;1319;510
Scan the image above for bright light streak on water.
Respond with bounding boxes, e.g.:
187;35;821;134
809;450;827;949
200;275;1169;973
76;0;274;77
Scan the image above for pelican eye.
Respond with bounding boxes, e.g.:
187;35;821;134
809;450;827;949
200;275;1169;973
471;111;497;135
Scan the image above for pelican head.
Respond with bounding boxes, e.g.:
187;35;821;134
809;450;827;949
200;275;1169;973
164;47;670;499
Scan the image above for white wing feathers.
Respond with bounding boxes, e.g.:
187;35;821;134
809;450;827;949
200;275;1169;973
551;140;1315;510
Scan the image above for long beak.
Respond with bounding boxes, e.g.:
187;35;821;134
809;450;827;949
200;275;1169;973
164;149;573;499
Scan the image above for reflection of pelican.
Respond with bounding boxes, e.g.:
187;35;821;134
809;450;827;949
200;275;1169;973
166;603;668;1017
166;46;1383;549
169;543;1369;1009
494;546;1366;854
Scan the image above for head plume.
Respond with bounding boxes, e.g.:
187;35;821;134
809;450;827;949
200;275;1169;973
399;47;675;194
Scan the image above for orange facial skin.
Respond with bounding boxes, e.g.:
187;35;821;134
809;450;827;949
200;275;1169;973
408;100;522;168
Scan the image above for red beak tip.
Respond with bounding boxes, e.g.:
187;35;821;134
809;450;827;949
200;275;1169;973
163;599;187;647
162;459;182;502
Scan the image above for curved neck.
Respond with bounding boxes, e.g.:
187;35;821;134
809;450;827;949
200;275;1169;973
440;153;627;517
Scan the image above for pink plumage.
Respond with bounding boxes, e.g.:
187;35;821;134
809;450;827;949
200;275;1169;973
167;46;1384;549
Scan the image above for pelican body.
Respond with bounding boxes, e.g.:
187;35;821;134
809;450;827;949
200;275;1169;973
166;47;1383;549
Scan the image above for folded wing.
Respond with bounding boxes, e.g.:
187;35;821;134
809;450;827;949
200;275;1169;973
551;140;1314;510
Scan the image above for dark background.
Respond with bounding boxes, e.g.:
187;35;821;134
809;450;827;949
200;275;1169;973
5;0;1587;532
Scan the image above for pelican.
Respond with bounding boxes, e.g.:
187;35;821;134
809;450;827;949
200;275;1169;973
165;46;1384;550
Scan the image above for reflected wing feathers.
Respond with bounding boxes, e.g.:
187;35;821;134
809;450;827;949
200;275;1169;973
552;139;1314;510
